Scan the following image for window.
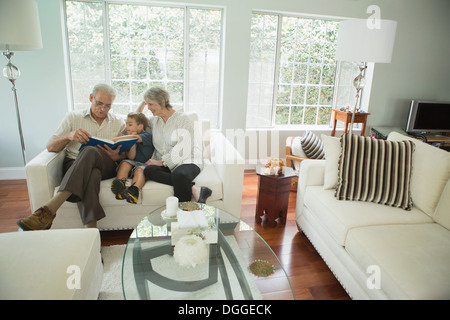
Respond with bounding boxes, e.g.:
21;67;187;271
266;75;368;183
65;1;223;128
247;12;360;128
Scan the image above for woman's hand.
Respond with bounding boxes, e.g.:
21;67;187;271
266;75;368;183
136;101;147;113
145;159;163;166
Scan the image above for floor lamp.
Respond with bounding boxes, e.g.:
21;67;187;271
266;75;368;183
335;18;397;134
0;0;43;165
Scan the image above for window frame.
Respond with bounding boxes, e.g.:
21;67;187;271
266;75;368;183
62;0;225;129
247;11;365;130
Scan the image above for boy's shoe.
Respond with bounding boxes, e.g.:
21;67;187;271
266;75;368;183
111;178;126;200
122;185;139;204
17;206;55;231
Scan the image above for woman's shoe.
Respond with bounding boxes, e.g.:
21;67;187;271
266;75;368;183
197;187;212;204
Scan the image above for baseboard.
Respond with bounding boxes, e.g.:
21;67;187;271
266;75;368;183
244;163;257;170
0;167;26;180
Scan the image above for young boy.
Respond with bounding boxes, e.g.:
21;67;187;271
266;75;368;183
111;112;154;204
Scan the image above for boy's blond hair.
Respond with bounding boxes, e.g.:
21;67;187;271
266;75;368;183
127;112;149;133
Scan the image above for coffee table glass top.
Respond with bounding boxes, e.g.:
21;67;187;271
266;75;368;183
121;204;295;300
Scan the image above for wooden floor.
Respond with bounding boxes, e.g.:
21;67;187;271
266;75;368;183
0;173;350;300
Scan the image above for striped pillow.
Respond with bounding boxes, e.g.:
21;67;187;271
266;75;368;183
300;131;325;159
335;134;415;210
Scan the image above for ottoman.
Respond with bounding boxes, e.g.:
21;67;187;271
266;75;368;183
0;228;103;299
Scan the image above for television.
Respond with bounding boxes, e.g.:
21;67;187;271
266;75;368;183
405;100;450;134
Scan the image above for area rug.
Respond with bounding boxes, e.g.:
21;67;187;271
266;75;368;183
98;238;263;300
98;245;126;300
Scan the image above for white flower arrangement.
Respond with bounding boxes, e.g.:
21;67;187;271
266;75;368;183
173;235;208;268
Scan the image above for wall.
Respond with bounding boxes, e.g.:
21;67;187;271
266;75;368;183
1;0;450;177
0;0;69;176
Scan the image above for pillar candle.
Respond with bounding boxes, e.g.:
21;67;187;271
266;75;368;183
166;196;179;217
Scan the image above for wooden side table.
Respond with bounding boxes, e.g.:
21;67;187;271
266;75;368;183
255;166;296;226
331;109;370;136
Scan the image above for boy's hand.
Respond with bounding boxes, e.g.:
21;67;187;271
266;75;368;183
111;132;139;142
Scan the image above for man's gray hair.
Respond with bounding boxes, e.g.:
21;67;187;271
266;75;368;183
92;83;116;99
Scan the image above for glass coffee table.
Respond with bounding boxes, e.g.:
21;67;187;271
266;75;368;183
121;204;295;300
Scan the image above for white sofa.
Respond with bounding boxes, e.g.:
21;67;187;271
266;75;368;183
296;132;450;300
25;113;244;230
0;228;102;299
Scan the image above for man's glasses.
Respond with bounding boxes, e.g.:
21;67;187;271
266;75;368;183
93;98;112;110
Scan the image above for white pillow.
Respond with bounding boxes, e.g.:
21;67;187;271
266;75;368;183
321;134;341;189
290;136;307;171
387;132;450;216
434;179;450;230
291;136;307;158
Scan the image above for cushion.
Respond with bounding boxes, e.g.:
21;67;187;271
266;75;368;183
0;229;103;299
321;134;340;189
336;134;414;210
300;131;325;159
433;178;450;230
303;186;432;246
55;161;223;207
387;132;450;216
291;136;308;171
291;136;308;158
345;223;450;299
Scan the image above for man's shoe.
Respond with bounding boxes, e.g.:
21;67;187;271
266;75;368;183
111;178;126;200
122;185;139;204
17;206;55;231
198;187;212;204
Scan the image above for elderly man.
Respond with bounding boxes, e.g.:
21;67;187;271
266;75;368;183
17;83;126;230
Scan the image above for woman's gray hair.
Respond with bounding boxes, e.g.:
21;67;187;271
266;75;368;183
143;87;172;109
92;83;116;99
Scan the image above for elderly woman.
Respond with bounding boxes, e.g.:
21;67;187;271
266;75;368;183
137;87;212;203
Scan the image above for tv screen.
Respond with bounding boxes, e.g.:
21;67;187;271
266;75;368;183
405;100;450;133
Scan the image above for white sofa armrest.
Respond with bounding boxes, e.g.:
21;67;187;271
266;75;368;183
296;159;326;217
210;131;244;219
25;150;65;211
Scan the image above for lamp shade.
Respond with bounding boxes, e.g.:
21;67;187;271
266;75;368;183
335;18;397;63
0;0;43;51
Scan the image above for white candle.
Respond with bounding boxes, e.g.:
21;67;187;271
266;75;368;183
166;196;179;217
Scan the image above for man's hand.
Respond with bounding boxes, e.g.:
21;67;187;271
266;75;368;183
69;129;91;144
97;144;123;161
47;128;92;153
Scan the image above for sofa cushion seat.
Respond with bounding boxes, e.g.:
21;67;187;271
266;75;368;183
0;229;103;300
55;160;223;207
303;186;433;246
345;223;450;300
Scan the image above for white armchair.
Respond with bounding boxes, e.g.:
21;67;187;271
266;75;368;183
285;136;308;192
25;114;244;230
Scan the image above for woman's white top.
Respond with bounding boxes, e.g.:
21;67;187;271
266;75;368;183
149;111;203;171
